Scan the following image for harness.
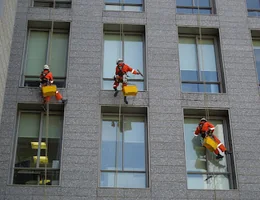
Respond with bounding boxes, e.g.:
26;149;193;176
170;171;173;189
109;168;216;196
199;123;208;138
40;71;50;85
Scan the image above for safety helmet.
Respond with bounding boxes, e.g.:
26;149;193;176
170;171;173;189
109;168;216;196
116;58;123;65
44;65;50;70
200;118;207;122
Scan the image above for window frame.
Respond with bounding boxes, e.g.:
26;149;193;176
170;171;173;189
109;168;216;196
31;0;72;8
179;34;223;93
184;115;236;190
11;110;64;185
102;31;146;90
21;28;69;88
176;0;215;15
99;113;148;188
104;0;144;12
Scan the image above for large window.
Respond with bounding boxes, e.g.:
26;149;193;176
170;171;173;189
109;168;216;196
253;40;260;83
178;36;221;93
184;117;235;190
13;111;63;185
176;0;214;15
22;25;69;87
32;0;72;8
100;114;147;188
104;0;143;11
247;0;260;17
103;32;144;90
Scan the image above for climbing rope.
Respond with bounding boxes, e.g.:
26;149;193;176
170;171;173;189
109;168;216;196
114;0;124;199
44;0;55;199
197;2;217;198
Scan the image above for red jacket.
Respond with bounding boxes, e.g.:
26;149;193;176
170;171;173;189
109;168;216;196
194;121;215;136
40;70;54;85
115;63;138;77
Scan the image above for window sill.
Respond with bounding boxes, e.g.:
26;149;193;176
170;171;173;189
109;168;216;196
176;13;216;16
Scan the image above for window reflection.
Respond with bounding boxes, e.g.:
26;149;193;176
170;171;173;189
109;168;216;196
100;115;146;188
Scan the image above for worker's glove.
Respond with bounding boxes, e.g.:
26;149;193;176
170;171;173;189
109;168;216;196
201;133;206;138
50;80;54;84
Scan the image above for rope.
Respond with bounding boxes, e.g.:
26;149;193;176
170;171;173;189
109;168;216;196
114;0;124;199
197;2;216;199
44;0;55;199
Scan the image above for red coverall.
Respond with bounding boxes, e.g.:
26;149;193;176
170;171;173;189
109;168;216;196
113;63;138;90
40;70;63;103
194;121;227;155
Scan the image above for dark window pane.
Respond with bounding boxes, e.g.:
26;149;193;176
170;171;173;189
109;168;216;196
193;8;211;14
13;169;59;185
194;0;210;7
247;0;260;9
177;8;193;14
201;71;218;82
182;83;219;93
176;0;192;6
181;70;199;81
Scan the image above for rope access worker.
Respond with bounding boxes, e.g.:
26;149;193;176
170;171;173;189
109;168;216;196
194;118;231;159
40;65;67;104
113;58;140;104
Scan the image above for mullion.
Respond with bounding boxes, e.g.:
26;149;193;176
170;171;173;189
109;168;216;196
195;36;202;82
122;115;124;172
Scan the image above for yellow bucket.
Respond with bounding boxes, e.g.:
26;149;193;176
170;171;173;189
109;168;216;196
203;136;218;152
122;85;138;96
42;85;57;97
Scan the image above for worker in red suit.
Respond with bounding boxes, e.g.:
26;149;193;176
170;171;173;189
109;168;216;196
194;118;231;159
113;58;140;104
40;65;67;104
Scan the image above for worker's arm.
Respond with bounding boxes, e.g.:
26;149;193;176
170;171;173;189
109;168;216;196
194;126;200;136
125;64;139;74
207;122;215;134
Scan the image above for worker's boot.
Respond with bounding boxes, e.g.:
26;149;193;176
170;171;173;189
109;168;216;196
124;96;128;104
62;99;68;105
216;154;224;159
224;150;232;155
114;88;119;97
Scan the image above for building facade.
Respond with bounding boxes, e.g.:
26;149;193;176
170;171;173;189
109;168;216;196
0;0;18;124
0;0;260;199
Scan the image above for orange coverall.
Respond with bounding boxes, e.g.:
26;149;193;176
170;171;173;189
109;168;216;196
40;70;63;103
194;121;227;155
113;63;138;90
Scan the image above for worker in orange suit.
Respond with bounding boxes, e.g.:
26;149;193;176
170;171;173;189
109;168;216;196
113;58;140;104
40;65;67;104
194;118;231;159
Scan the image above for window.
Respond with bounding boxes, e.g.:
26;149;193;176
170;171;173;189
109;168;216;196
32;0;72;8
247;0;260;17
103;27;145;90
184;116;236;190
253;40;260;83
104;0;143;11
13;110;63;185
22;22;69;87
178;36;221;93
100;114;147;188
176;0;214;15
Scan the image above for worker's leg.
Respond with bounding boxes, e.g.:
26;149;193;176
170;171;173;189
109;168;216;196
113;81;120;97
212;135;227;153
55;90;67;104
44;96;51;103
